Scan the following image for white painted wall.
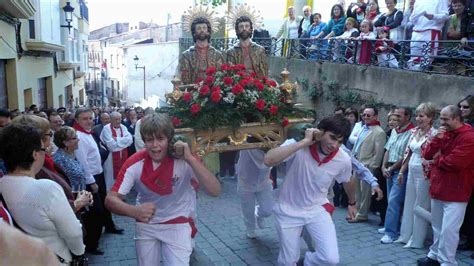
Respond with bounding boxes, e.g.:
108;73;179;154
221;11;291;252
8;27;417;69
123;42;180;106
35;0;62;45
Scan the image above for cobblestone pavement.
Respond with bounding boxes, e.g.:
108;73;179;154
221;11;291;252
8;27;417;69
89;179;474;266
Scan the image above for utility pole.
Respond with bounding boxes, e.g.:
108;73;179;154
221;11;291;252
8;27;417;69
133;55;146;99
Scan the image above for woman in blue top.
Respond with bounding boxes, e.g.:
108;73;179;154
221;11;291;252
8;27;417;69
308;13;328;60
314;4;347;40
53;126;86;191
313;4;347;59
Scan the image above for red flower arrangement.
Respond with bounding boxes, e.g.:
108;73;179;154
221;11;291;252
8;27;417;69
165;64;301;130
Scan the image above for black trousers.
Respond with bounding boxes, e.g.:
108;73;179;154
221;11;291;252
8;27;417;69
83;182;105;250
461;194;474;247
219;151;237;177
94;172;116;230
371;169;387;225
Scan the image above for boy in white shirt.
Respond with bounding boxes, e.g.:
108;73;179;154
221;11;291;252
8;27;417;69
264;115;357;266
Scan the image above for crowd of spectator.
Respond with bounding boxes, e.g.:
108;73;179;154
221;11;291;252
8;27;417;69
267;0;474;72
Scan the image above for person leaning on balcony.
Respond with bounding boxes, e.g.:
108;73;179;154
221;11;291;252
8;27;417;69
365;0;382;23
446;0;466;40
275;6;302;57
0;124;85;265
396;102;437;249
374;0;404;42
417;105;474;266
314;4;347;40
461;0;474;47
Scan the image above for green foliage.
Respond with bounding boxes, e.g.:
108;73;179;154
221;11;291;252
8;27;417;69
199;0;227;7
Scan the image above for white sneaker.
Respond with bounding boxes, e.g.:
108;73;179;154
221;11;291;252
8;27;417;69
377;228;385;234
246;230;256;239
256;216;265;229
380;235;394;244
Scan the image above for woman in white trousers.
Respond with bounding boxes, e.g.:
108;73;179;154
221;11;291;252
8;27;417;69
396;102;437;248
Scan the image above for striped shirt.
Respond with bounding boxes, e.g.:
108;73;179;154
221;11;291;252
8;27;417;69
385;124;414;163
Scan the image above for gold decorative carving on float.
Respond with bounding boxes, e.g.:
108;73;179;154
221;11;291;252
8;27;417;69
175;118;313;155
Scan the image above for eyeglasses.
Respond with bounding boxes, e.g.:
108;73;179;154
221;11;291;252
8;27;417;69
362;114;373;117
44;131;53;138
68;136;78;141
39;148;47;152
459;105;470;109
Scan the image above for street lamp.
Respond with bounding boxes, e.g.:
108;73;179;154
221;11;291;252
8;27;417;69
133;55;146;99
61;2;75;34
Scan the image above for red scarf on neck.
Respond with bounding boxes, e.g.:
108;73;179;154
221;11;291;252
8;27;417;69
43;154;58;174
396;123;415;134
365;120;381;127
140;154;175;195
366;10;378;21
73;122;91;135
111;124;129;179
309;144;339;166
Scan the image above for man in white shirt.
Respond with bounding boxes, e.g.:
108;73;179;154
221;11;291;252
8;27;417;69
409;0;449;66
105;113;221;266
264;115;356;266
73;108;105;255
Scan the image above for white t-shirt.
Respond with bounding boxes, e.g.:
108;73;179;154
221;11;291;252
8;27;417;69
288;20;299;39
275;139;352;217
236;149;273;193
112;154;195;223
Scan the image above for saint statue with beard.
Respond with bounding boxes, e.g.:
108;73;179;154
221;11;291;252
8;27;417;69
178;17;224;85
225;16;268;78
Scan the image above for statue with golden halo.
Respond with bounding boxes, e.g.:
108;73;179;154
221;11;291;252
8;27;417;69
177;5;224;85
225;4;268;78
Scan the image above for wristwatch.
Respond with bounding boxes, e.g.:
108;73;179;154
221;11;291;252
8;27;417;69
348;201;356;206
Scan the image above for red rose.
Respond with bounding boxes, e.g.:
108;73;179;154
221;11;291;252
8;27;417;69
206;66;217;76
190;103;201;114
266;79;277;87
223;76;234;85
269;105;278;115
231;84;244;95
234;64;246;71
199;85;210;96
210;90;222;103
172;116;182;127
239;78;249;87
212;85;221;92
256;81;264;91
221;64;231;71
205;76;215;85
255;99;266;111
281;117;289;127
250;72;257;77
236;71;246;77
183;92;192;102
195;77;204;84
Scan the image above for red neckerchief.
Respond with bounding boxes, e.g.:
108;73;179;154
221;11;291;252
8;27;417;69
396;123;415;134
309;144;339;166
140;155;175;195
365;120;381;127
73;122;91;135
111;124;129;179
43;154;58;174
366;10;378;21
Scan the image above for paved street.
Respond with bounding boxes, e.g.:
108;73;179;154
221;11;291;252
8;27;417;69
89;179;474;266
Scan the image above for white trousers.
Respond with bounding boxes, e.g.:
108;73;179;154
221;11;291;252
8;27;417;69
239;186;273;232
398;166;431;247
135;222;192;266
427;199;468;266
377;53;399;68
410;30;440;65
274;205;339;266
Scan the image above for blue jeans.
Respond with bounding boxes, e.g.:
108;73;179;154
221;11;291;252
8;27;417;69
384;170;407;238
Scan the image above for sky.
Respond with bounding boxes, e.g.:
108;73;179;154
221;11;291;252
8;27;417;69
86;0;285;31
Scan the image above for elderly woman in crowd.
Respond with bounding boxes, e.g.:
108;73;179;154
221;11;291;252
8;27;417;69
0;123;85;264
396;102;437;248
53;127;91;203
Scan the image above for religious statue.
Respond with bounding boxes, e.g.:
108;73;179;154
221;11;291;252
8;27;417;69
177;5;224;85
225;4;268;78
